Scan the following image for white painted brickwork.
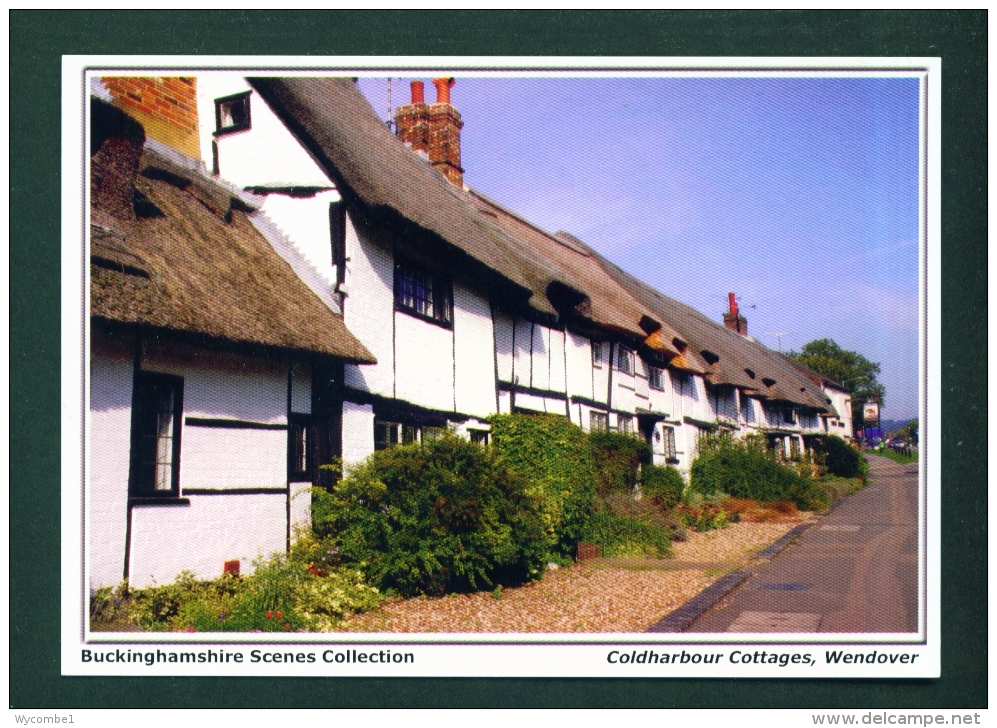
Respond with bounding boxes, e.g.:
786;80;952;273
258;191;343;291
143;347;287;424
128;494;287;588
89;334;134;590
180;427;286;490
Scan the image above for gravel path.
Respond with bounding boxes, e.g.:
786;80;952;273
338;517;812;634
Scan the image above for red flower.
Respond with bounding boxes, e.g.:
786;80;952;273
187;627;195;633
266;611;273;619
276;611;283;619
284;623;290;630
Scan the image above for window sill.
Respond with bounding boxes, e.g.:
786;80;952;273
395;305;453;330
213;125;251;138
130;497;190;507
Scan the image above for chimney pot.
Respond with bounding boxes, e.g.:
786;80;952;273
433;76;455;105
723;291;748;336
410;80;424;104
426;77;464;187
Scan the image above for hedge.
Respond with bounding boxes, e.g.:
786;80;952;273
690;432;829;511
589;431;652;495
817;434;869;478
640;464;685;509
312;435;548;597
489;413;596;554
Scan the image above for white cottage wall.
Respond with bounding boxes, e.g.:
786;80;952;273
512;319;533;388
128;494;287;588
453;284;497;418
591;344;610;404
343;222;395;396
258;190;343;291
89;333;135;591
530;324;550;391
564;332;593;402
290;363;311;414
493;312;515;384
394;312;455;412
196;75;331;189
548;329;567;393
341;401;375;466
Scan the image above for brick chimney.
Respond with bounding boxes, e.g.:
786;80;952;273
427;77;464;187
723;292;748;336
394;80;430;155
90;98;146;227
101;77;200;159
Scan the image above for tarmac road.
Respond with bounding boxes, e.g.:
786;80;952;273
686;454;920;633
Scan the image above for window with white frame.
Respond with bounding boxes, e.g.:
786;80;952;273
589;411;609;433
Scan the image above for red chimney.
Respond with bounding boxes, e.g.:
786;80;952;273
427;76;464;187
410;79;425;104
723;291;748;336
394;80;430;155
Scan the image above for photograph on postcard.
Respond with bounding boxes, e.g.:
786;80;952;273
66;58;937;678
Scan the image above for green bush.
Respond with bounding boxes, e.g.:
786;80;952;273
676;504;737;532
489;413;595;553
818;435;868;478
690;432;829;511
590;431;652;495
313;434;548;597
641;464;685;509
818;475;865;502
578;512;673;558
90;551;384;633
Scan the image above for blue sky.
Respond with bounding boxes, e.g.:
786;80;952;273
359;75;921;420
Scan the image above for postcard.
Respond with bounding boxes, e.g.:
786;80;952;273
63;55;939;677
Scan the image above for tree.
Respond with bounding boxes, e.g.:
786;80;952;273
890;418;918;446
787;339;885;430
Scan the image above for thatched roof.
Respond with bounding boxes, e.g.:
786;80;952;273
575;245;831;410
248;77;572;317
240;78;830;410
90;136;376;363
466;190;686;359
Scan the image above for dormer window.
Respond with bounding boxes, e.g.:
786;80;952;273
214;91;251;136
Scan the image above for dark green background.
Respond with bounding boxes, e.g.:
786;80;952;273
10;10;986;708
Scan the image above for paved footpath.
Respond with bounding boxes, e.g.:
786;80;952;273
686;454;919;633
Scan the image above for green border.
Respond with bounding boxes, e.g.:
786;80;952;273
11;10;986;708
